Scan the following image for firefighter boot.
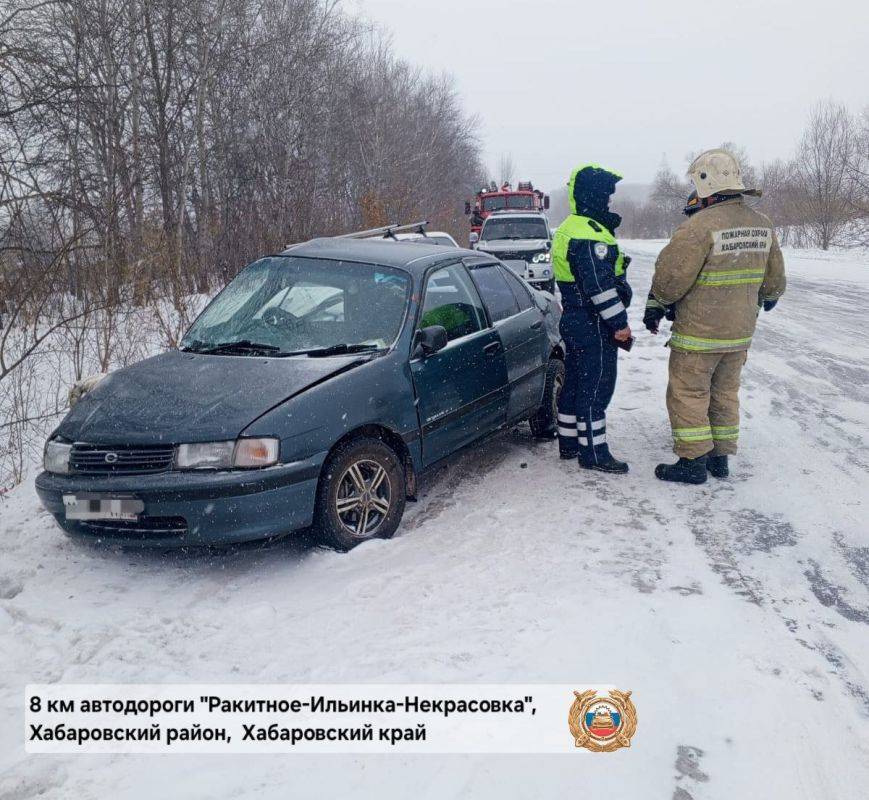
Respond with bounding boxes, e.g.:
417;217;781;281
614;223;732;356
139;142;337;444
655;455;708;484
707;455;729;478
580;446;629;475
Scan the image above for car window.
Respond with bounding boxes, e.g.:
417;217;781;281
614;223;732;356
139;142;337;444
469;265;520;323
419;264;486;342
482;196;506;211
506;195;534;209
257;282;344;320
480;217;549;241
182;257;409;354
498;265;534;311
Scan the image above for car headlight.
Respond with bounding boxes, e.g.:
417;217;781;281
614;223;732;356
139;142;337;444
532;252;551;263
175;438;280;470
44;439;72;474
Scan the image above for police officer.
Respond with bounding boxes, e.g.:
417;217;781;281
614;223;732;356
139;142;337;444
553;164;632;473
649;149;786;484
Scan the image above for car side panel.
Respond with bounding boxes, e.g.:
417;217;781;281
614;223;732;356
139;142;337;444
495;308;550;421
410;328;508;466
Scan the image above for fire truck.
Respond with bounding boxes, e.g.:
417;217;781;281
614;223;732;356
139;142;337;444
465;181;550;239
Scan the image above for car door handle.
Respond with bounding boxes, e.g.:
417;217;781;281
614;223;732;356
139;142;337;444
483;341;502;355
530;320;543;330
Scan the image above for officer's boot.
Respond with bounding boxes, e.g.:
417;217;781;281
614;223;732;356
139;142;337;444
576;415;629;474
579;444;629;475
655;455;708;485
706;455;729;478
579;445;630;475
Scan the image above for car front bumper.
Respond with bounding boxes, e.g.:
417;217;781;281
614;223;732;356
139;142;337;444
34;453;327;547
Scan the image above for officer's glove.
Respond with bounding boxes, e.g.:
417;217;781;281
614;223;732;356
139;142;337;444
622;255;632;270
643;306;665;334
762;299;778;312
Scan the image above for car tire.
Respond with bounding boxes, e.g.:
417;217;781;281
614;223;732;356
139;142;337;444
315;437;406;551
529;357;564;439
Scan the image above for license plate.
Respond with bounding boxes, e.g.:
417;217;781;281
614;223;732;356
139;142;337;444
63;494;144;521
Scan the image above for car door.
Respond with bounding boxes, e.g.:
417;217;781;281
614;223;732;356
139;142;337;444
411;262;509;466
466;260;550;422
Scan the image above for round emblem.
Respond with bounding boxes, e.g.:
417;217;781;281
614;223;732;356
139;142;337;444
568;690;637;752
104;452;119;464
594;243;609;260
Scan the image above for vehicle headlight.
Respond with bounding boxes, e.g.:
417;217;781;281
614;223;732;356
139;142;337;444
44;439;72;474
233;438;280;468
175;438;280;470
532;252;551;263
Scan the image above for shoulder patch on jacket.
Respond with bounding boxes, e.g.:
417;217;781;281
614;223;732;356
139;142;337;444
587;219;602;232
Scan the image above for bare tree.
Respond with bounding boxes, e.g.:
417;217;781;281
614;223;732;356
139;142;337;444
496;152;515;187
792;100;855;249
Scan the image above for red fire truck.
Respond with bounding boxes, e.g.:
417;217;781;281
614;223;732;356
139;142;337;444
465;181;550;238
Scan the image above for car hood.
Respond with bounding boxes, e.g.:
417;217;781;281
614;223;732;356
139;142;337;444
477;239;549;253
56;349;366;445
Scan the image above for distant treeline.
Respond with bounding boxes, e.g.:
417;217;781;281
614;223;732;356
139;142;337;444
549;102;869;249
0;0;484;306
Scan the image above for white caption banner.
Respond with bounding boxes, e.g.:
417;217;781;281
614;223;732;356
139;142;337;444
25;683;635;754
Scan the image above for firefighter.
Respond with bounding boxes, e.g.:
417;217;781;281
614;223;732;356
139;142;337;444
553;163;632;473
650;149;786;484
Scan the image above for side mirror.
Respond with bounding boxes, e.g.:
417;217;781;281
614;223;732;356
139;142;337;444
464;201;472;215
413;325;448;358
544;239;551;250
543;195;550;210
469;231;479;246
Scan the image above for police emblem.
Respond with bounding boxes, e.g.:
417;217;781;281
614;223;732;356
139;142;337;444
593;242;609;260
568;690;637;752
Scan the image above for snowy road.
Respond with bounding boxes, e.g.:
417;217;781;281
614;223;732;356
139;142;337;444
1;244;868;799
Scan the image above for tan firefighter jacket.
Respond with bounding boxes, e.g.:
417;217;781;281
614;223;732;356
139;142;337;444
651;197;786;353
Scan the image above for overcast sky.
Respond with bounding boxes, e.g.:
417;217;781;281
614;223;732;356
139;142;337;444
351;0;868;192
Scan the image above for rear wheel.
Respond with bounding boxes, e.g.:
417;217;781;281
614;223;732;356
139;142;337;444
529;357;564;438
315;437;406;551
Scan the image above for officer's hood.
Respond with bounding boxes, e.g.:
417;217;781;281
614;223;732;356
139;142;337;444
568;164;623;215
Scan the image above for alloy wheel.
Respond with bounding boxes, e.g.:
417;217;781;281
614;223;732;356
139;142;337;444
335;458;392;538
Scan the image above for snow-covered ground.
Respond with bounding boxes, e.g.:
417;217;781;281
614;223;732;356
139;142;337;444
1;243;868;799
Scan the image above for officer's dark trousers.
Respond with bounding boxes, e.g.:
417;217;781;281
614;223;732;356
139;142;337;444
556;306;618;465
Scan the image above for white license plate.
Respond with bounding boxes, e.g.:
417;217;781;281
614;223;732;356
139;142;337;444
63;494;144;521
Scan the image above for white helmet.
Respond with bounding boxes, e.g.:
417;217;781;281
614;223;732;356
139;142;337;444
687;149;758;198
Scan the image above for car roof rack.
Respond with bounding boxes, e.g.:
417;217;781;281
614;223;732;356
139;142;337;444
337;221;429;240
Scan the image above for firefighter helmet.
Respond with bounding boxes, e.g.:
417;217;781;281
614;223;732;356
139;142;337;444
687;149;757;198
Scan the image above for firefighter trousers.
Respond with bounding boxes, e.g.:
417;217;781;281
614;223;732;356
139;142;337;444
666;349;747;458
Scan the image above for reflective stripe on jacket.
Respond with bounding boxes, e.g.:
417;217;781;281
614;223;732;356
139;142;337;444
651;196;786;353
553;215;629;332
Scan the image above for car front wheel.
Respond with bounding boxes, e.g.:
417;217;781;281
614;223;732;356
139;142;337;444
315;437;406;551
529;357;565;438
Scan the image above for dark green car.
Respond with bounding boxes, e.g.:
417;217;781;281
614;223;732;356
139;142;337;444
36;238;563;550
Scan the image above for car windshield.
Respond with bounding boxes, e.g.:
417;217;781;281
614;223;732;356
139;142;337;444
482;194;534;211
481;218;549;241
181;256;410;356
